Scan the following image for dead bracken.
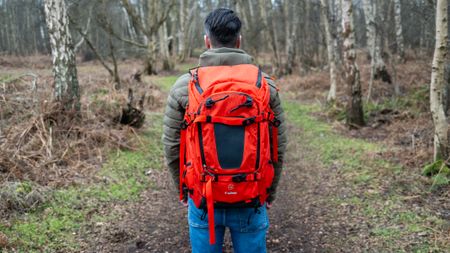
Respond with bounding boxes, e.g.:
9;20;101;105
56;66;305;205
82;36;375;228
0;59;163;190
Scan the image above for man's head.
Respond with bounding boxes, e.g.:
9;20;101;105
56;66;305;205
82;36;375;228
204;8;241;49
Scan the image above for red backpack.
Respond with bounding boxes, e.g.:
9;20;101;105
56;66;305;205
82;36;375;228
179;64;280;244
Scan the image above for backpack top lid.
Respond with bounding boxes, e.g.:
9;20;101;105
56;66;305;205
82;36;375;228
187;64;271;110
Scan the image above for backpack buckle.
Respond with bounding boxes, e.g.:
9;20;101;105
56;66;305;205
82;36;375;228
201;171;218;182
180;120;189;129
205;98;214;108
232;174;247;183
244;96;253;107
242;116;256;126
272;118;281;127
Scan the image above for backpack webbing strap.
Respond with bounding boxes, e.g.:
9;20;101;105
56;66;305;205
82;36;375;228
272;126;278;162
194;115;263;126
193;68;203;94
179;128;187;201
206;178;216;245
256;68;262;88
271;118;281;163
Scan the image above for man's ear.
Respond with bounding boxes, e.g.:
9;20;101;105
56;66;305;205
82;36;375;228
204;35;211;49
236;35;241;49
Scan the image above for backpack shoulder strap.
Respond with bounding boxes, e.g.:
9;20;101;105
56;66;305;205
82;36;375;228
189;67;203;95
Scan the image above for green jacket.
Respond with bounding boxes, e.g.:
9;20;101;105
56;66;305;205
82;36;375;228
162;48;287;202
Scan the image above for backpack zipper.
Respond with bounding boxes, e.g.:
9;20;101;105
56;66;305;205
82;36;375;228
229;95;253;113
198;92;259;114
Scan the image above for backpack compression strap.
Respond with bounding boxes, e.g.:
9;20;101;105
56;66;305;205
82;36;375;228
179;118;190;201
272;118;281;163
206;178;216;245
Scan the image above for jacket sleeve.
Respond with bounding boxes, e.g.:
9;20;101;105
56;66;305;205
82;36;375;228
162;74;190;193
266;77;287;203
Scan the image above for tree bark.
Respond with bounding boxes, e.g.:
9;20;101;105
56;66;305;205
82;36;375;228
159;22;173;71
120;0;174;75
332;0;343;65
178;0;197;62
363;0;391;86
321;0;338;103
108;35;121;90
342;0;364;127
367;35;376;101
430;0;449;161
178;0;186;60
261;0;282;76
363;0;375;59
44;0;80;110
393;0;405;62
285;0;298;75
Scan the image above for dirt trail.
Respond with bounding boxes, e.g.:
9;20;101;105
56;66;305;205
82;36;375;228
80;110;344;253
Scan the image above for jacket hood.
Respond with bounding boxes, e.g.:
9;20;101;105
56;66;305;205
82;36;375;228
199;48;253;67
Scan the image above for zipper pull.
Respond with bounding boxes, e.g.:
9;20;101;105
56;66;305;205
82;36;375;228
230;96;253;113
205;95;230;108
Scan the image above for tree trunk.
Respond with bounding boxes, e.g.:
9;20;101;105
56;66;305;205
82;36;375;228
159;22;173;71
367;35;376;101
393;0;405;62
121;0;174;75
321;0;338;103
430;0;449;161
285;0;298;75
44;0;80;111
145;39;158;75
363;0;375;59
123;6;137;42
108;36;121;90
261;0;282;76
342;0;364;127
178;0;186;61
179;1;199;62
332;0;343;65
363;0;391;86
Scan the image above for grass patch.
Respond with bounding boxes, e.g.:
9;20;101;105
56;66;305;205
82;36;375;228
284;101;378;169
1;114;164;252
370;226;402;238
154;75;179;92
364;85;429;120
422;160;450;190
327;85;429;122
284;100;448;250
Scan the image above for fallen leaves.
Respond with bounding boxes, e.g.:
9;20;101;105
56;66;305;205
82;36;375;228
0;232;8;248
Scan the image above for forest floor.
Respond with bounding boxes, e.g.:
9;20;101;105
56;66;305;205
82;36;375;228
0;55;449;252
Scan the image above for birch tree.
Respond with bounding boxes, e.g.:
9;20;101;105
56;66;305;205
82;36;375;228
342;0;364;127
159;22;173;71
363;0;388;78
363;0;375;58
321;0;338;103
393;0;405;62
284;0;299;75
44;0;80;110
332;0;343;65
430;0;448;161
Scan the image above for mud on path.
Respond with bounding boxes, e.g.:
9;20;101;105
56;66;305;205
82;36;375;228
80;108;346;253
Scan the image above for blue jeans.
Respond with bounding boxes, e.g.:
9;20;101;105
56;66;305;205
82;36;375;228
188;198;269;253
